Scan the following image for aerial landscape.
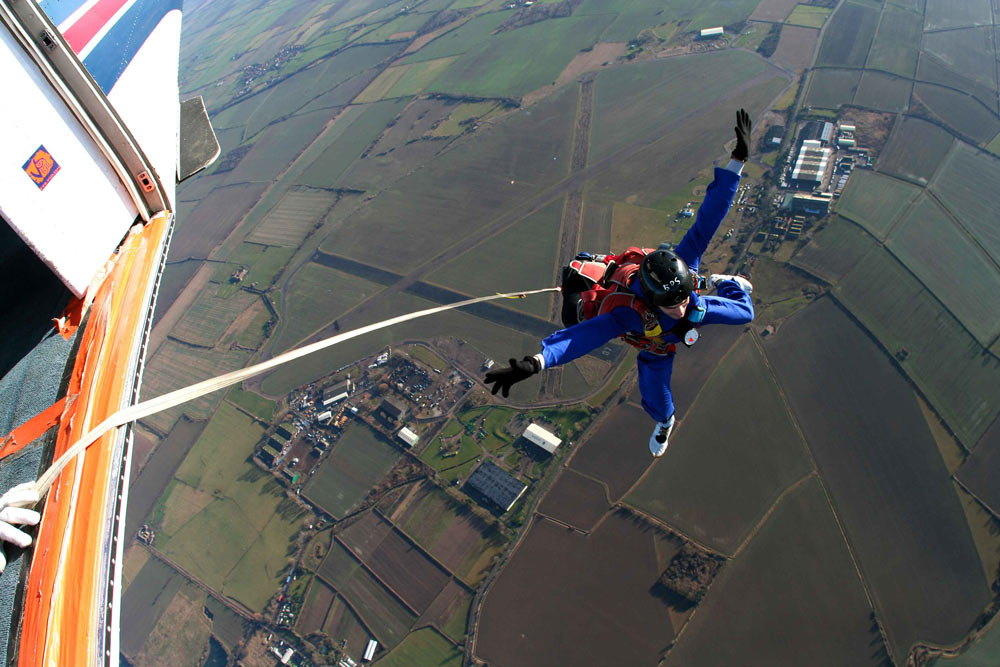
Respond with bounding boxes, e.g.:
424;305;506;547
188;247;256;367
120;0;1000;664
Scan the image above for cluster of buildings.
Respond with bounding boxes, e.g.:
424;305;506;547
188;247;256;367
462;423;562;514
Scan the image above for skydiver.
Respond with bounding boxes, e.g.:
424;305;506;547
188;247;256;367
484;109;755;457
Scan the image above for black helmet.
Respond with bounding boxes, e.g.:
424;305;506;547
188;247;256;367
639;245;694;307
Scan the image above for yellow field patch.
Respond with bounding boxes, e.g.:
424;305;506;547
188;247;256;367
123;544;150;589
356;64;411;103
134;584;211;667
611;201;671;250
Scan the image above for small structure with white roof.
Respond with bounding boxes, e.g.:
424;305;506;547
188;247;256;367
523;423;561;456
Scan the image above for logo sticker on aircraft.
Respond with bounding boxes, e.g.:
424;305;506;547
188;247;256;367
23;145;60;190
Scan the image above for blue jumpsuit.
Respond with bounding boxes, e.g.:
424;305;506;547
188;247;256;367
539;166;754;423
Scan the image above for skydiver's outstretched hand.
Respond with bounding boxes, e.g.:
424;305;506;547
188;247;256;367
484;357;540;398
0;482;40;575
732;108;751;162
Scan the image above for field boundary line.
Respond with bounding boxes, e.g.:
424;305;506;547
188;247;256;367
313;573;382;645
730;471;816;559
144;545;257;621
751;323;897;662
561;467;614;506
616;504;727;559
333;535;422;616
617;328;748;505
371;506;477;591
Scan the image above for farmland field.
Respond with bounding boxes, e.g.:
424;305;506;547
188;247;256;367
246;189;336;247
323;596;372;659
271;262;384;352
568;402;656;501
140;342;251;434
536;469;609;531
390;481;507;585
865;2;922;78
917;52;999;117
318;85;576;272
204;596;247;650
834;170;920;240
169;183;268;262
933;617;1000;666
302;422;401;518
887;194;1000;345
814;0;879;68
913;83;1000;145
297;579;336;635
750;0;800;21
878;116;954;185
421;580;473;641
316;540;417;647
627;334;813;555
663;478;879;667
804;68;861;109
853;70;911;112
956;419;1000;516
121;557;185;658
770;25;819;73
763;298;991;663
226;386;276;421
921;28;998;94
590;50;768;163
378;627;462;667
924;0;992;30
791;215;876;284
131;583;211;666
426;199;563;319
476;512;680;665
170;287;258;348
365;527;452;613
213;242;295;296
835;247;1000;447
930;141;1000;265
785;4;831;28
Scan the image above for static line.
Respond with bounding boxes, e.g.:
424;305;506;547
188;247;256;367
33;286;559;495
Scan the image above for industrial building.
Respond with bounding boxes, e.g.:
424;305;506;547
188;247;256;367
363;640;378;662
322;378;353;406
698;26;724;39
396;426;419;448
377;397;407;424
763;124;784;151
792;193;832;216
790;140;831;189
522;423;561;456
799;120;834;145
465;461;527;513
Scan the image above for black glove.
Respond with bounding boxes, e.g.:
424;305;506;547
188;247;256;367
732;108;751;162
484;357;540;397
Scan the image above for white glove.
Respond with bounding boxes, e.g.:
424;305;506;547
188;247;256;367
0;482;41;574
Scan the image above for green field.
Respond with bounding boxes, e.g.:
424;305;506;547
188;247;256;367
924;0;993;31
835;170;920;240
429;101;502;137
359;57;458;101
887;194;1000;345
933;618;1000;666
316;540;417;647
213;242;295;296
764;298;992;664
121;558;186;658
804;68;861;109
204;596;247;650
590;50;767;163
140;342;251;434
791;215;876;285
930;141;1000;265
785;4;831;27
878;116;954;185
864;2;922;77
352;11;427;43
246;190;336;247
426;199;562;319
227;109;333;182
297;98;412;188
401;13;508;64
272;262;385;352
988;131;1000;156
227;386;277;421
318;85;575;271
835;246;1000;447
914;83;1000;145
663;478;878;667
853;70;911;112
814;0;879;68
626;334;814;555
171;286;258;347
377;627;462;667
302;422;401;518
153;404;305;609
922;28;998;94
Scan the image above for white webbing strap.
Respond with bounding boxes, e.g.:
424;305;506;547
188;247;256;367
34;287;559;495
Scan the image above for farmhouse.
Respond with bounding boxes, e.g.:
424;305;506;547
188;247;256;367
465;460;527;513
397;426;419;448
522;423;561;456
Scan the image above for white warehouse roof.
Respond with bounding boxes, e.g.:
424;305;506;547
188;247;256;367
397;426;419;447
524;423;562;454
